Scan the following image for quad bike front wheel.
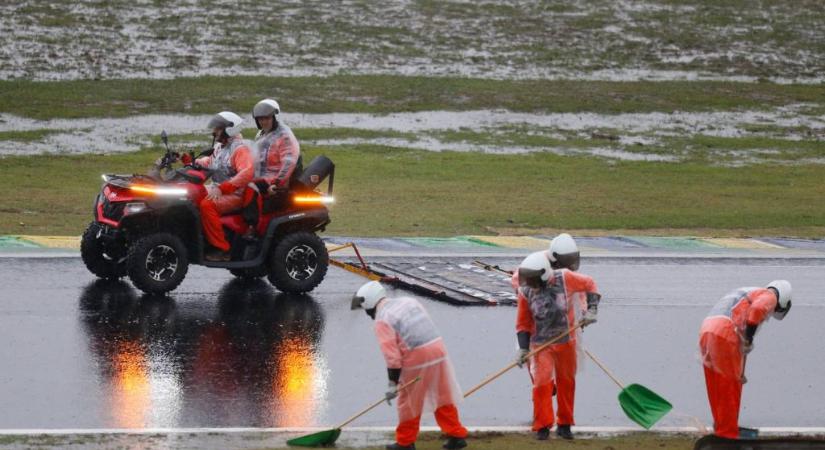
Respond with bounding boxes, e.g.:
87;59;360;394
80;222;126;280
268;231;328;293
127;233;189;294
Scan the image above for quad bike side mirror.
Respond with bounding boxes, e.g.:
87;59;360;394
161;130;168;146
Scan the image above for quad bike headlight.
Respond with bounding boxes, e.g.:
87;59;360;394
124;202;148;215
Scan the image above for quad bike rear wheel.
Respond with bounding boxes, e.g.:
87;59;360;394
268;231;328;293
127;233;189;294
80;222;126;280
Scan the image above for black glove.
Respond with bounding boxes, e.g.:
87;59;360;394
744;324;757;353
387;368;401;384
517;331;530;350
515;331;531;368
586;292;601;310
744;324;757;344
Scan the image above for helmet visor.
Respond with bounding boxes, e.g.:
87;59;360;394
552;252;580;271
350;295;365;310
207;114;232;130
253;101;278;118
773;300;791;320
518;267;545;288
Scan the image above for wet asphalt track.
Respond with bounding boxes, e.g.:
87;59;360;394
0;255;823;430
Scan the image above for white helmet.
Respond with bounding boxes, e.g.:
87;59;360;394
350;281;387;311
518;251;552;287
207;111;244;137
253;99;280;129
548;233;580;270
767;280;792;320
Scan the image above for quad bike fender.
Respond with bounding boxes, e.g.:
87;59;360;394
215;208;330;270
118;202;206;264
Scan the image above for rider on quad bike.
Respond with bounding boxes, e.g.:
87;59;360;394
80;116;335;296
252;98;302;191
197;111;256;262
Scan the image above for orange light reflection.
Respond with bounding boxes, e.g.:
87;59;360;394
110;340;150;428
272;336;322;427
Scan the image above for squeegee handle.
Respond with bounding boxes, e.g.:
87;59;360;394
583;348;625;389
335;376;421;429
463;322;583;398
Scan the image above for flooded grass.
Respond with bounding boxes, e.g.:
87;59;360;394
1;103;821;164
3;144;825;237
1;1;822;82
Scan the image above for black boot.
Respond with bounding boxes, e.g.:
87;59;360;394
443;436;467;449
535;427;550;440
386;443;415;450
556;424;573;440
204;248;231;262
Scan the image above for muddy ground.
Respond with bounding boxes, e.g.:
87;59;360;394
1;0;823;82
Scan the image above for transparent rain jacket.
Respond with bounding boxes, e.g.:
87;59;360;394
699;287;777;374
374;297;463;422
198;135;257;190
516;269;598;346
254;122;300;187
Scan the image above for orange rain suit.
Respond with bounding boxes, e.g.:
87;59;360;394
255;123;300;187
515;269;598;431
374;297;468;447
196;135;255;251
699;287;777;439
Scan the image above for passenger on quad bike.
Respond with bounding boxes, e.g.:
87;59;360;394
252;98;302;189
198;111;256;262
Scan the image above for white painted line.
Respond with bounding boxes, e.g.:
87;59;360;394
0;426;822;436
2;250;825;260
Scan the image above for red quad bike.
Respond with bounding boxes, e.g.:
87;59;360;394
81;131;334;295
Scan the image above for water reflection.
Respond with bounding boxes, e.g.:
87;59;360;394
79;278;327;428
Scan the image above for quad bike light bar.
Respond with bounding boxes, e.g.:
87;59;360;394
294;194;335;205
129;184;189;196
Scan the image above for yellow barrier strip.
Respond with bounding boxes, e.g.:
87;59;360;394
700;238;785;249
16;235;80;250
469;236;551;250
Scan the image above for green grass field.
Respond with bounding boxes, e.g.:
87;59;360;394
2;142;825;237
1;75;823;238
1;76;824;119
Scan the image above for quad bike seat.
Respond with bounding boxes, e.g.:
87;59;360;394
241;155;335;226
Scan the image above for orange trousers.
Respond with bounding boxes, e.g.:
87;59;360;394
199;194;243;251
699;330;744;439
529;340;577;430
396;404;467;446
